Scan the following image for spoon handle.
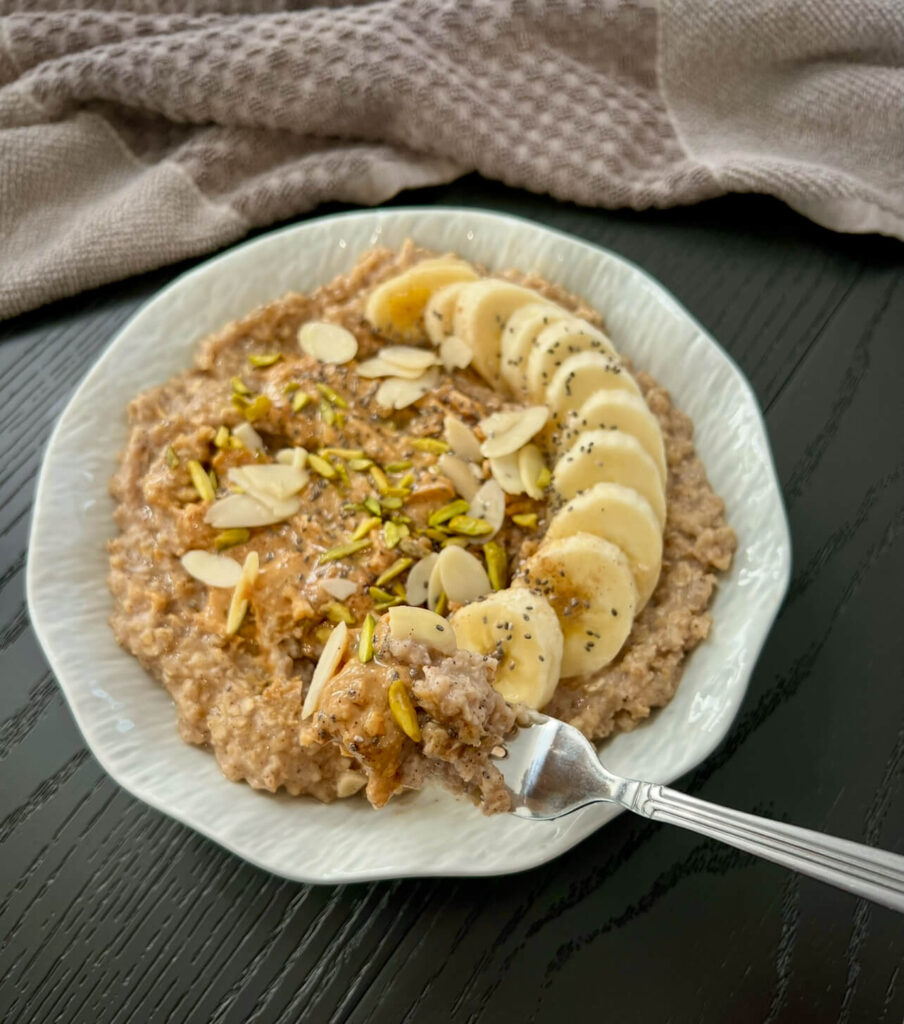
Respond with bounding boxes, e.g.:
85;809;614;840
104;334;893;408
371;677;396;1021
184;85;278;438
622;781;904;912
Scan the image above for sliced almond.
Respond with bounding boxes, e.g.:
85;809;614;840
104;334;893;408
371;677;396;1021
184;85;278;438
478;406;549;458
427;557;445;612
388;605;457;655
443;415;482;462
379;345;440;373
336;770;367;798
232;421;264;453
181;550;242;589
468;479;505;537
518;443;547;500
375;368;440;410
405;552;439;606
320;577;358;600
205;492;301;528
276;447;308;470
436;453;479;501
228;464;308;501
301;621;349;718
298;322;358;364
356;357;428;380
439;335;472;371
489;452;526;495
226;550;259;635
435;545;492;604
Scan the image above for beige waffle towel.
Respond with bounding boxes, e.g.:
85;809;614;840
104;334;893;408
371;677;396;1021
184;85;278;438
1;0;901;319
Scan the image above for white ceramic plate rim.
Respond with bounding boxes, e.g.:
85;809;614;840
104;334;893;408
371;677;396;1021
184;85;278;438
27;208;791;883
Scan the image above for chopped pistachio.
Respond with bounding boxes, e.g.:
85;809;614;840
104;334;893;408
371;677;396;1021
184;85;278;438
369;465;390;494
483;541;508;591
448;515;493;537
512;512;538;529
308;453;337;479
390;513;412;525
314;624;333;644
332;460;350;489
411;437;450;455
214;528;251;550
382;520;403;549
231;393;249;412
391;581;407;598
321;447;365;459
424;527;448;542
442;536;468;548
384;487;411;499
318;538;372;564
164;445;179;468
187;460;215;502
322;600;354;625
428;499;470;527
315;382;348;408
248;352;282;368
398;472;415;490
231;376;252;396
342;502;364;514
388;680;421;741
208;468;218;493
319;399;336;426
243;394;271;422
536;466;552;490
363;496;382;517
352;516;382;541
335;411;347;428
213;425;230;449
375;557;413;587
380;495;403;510
347;457;373;472
385;460;412;473
358;613;376;663
435;590;448;616
283;381;301;394
292;390;312;412
373;597;404;612
369;585;397;604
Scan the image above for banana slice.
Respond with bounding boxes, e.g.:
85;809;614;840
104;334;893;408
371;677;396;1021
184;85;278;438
545;351;641;421
546;482;662;607
450;587;563;708
453;280;544;390
424;281;471;346
365;258;478;340
524;320;617;401
559;391;667;483
499;302;566;396
519;534;637;676
552;429;666;526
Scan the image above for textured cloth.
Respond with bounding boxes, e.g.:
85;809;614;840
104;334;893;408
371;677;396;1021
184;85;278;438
1;1;902;320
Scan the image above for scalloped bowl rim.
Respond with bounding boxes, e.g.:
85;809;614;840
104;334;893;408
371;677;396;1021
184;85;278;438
27;208;791;883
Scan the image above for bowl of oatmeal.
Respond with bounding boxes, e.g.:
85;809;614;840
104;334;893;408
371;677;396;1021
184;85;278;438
27;209;790;882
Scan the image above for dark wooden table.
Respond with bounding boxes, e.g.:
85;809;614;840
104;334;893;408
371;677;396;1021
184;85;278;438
2;178;902;1024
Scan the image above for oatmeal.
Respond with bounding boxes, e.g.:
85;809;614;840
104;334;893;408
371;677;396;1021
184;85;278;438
108;241;735;812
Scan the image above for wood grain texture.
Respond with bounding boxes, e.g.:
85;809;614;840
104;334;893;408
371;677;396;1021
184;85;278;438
1;179;902;1024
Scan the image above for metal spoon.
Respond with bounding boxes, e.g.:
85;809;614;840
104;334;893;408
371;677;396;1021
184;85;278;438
495;715;904;912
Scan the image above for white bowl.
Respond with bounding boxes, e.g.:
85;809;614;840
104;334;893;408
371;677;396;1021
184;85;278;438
27;209;791;883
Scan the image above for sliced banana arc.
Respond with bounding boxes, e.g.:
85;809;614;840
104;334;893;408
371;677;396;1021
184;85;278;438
520;533;637;676
450;587;563;708
365;258;478;341
453;280;544;390
552;429;666;527
560;390;667;483
500;302;566;396
546;482;663;608
424;281;472;346
524;320;617;402
546;352;641;421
